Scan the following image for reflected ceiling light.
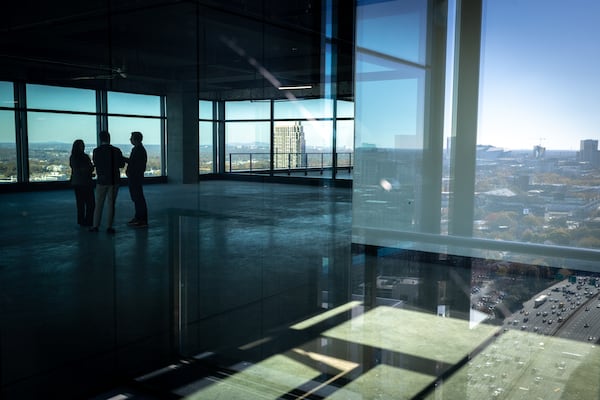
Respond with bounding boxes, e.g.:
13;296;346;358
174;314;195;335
278;85;312;90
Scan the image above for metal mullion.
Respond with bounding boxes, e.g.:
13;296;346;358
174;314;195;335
269;99;274;175
217;101;225;174
97;90;108;139
14;83;28;183
161;95;166;176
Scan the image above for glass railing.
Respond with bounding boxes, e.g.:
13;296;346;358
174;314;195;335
227;151;353;176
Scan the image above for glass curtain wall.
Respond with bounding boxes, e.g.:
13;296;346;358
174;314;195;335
26;84;97;182
354;0;600;283
107;91;164;177
273;98;333;174
0;84;166;184
221;98;354;177
199;100;214;174
0;82;16;183
336;100;355;178
224;100;271;172
474;0;600;252
350;1;600;397
353;0;431;234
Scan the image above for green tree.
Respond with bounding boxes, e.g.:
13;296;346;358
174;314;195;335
577;236;600;249
546;228;570;246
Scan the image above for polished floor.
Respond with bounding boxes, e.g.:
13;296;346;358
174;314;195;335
3;180;600;400
0;180;353;399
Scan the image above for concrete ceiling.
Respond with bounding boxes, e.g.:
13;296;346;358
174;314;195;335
0;0;354;100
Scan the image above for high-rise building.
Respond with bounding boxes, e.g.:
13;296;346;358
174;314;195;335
578;139;600;166
533;144;545;159
273;121;306;169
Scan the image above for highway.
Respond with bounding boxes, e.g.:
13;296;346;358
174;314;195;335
504;278;600;342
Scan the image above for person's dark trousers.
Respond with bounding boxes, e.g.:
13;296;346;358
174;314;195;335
128;179;147;222
74;185;95;226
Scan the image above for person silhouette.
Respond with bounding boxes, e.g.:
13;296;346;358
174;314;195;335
69;139;95;227
125;131;148;227
89;130;125;234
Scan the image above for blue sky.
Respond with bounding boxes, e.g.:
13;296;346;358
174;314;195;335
478;0;600;150
356;0;600;151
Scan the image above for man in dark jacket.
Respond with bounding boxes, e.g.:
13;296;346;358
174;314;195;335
125;131;148;227
89;130;125;233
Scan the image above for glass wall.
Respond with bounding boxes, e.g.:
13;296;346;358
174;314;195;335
473;0;600;251
0;82;16;183
353;0;430;232
199;100;214;174
225;101;271;172
350;1;600;397
273;99;333;172
26;84;97;182
0;84;166;184
221;98;354;177
225;121;271;172
354;0;600;268
107;91;164;177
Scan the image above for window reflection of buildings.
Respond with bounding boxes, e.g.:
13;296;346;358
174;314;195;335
353;147;420;231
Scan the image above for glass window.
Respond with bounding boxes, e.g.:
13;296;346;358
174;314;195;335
108;92;161;116
336;120;354;173
273;120;333;170
474;0;600;253
352;0;432;238
0;110;17;183
199;100;213;120
0;81;15;108
337;100;354;118
274;98;334;120
354;58;426;231
225;100;270;120
27;112;96;182
225;122;270;171
356;0;428;65
199;121;214;174
26;84;95;113
108;116;162;177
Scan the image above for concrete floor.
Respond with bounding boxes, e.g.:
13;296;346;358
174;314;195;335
0;180;353;399
4;180;597;399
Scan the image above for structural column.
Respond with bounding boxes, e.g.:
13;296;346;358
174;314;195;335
167;90;199;184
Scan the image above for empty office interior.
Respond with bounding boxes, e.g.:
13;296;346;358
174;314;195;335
2;0;600;399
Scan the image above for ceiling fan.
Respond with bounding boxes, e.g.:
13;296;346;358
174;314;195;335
0;54;128;81
71;66;127;80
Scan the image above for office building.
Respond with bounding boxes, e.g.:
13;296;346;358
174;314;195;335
578;139;600;167
2;1;600;399
273;121;306;169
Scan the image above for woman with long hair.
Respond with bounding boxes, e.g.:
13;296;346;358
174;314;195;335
69;139;95;226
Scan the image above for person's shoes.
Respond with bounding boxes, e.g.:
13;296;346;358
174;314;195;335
106;227;116;234
133;220;148;228
89;227;99;232
127;218;138;225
